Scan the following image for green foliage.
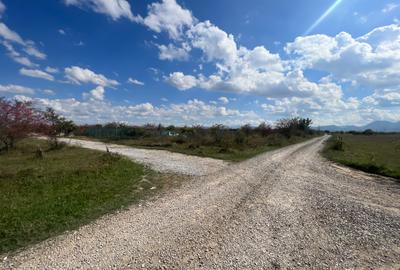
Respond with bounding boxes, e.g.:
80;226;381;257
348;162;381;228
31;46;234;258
44;107;76;136
323;134;400;180
276;117;313;138
330;136;344;151
75;117;321;161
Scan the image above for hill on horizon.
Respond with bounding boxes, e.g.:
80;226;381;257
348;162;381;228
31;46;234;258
318;121;400;132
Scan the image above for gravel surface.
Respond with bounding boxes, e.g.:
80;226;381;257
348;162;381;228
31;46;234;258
3;135;400;269
56;138;229;176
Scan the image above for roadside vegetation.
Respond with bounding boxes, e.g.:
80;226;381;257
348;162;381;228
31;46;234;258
0;96;320;254
76;118;321;161
0;98;181;254
323;132;400;180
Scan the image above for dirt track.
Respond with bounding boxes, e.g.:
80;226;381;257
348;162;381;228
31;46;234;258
3;136;400;269
56;137;228;176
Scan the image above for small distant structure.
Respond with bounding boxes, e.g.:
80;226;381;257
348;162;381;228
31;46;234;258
161;130;179;137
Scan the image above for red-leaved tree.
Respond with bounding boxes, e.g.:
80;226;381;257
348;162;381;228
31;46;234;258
0;97;48;150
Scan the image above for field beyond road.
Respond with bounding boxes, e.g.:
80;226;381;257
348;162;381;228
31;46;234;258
0;139;182;254
3;136;400;269
323;133;400;180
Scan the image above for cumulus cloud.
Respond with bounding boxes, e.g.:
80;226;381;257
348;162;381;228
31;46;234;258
127;77;145;86
24;97;263;126
188;20;238;65
83;86;105;101
285;24;400;89
64;0;141;22
157;43;190;61
19;68;54;81
362;89;400;106
65;66;119;87
167;72;198;90
143;0;194;40
0;84;35;94
218;97;229;104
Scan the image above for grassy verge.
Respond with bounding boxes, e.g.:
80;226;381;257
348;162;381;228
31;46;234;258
79;134;319;162
323;134;400;180
0;139;182;254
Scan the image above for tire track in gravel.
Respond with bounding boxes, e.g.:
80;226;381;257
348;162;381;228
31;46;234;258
3;136;400;269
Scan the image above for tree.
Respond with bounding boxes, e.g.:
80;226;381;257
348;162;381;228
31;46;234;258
44;107;76;148
363;129;374;135
256;122;272;137
276;117;313;137
240;124;252;136
0;98;47;150
44;107;76;136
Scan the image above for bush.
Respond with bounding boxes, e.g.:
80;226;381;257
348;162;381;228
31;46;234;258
266;133;285;146
331;136;344;151
234;131;247;146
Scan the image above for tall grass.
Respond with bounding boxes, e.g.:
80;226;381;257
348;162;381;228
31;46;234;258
323;134;400;180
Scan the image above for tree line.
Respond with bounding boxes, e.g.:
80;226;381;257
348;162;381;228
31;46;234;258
1;96;317;151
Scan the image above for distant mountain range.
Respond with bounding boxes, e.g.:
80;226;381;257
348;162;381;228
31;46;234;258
317;121;400;132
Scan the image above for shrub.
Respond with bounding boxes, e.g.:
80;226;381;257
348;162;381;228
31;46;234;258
331;136;344;151
256;122;272;137
234;131;247;146
266;133;285;146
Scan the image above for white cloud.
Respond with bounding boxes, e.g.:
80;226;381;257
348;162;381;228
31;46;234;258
382;3;399;13
143;0;194;40
188;20;238;65
0;84;35;94
24;96;263;126
0;23;24;44
19;68;54;81
0;22;46;65
362;89;400;106
285;24;400;89
58;29;66;35
83;85;105;101
158;43;190;61
218;97;229;104
45;66;59;74
65;66;119;87
1;41;37;67
167;72;198;90
0;0;5;17
43;89;56;95
127;77;145;86
23;44;46;59
64;0;141;22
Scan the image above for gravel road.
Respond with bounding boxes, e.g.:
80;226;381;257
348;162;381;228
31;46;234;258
56;138;229;176
3;136;400;269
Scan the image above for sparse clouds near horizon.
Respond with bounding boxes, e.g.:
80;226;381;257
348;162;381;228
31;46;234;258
0;0;399;126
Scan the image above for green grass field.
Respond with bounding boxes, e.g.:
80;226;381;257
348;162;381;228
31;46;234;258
0;139;181;254
95;134;318;162
323;134;400;180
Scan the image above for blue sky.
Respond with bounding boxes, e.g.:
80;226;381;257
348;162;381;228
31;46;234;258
0;0;399;126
